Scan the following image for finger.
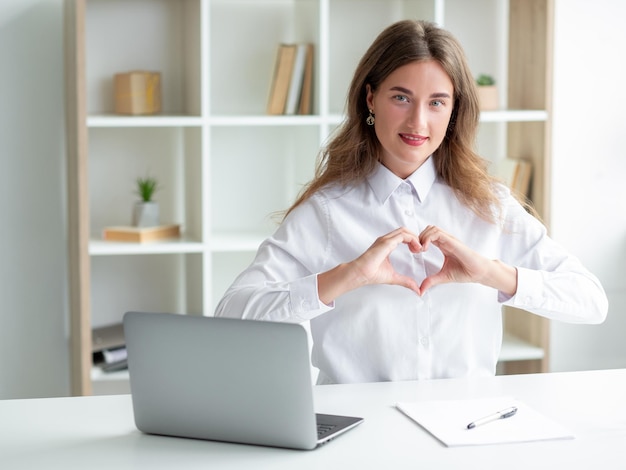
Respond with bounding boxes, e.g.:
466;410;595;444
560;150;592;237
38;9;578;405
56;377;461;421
393;274;422;296
419;272;446;294
379;228;422;253
418;225;439;251
396;227;423;253
419;225;457;254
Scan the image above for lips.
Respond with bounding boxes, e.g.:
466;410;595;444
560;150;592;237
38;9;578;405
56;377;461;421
399;133;428;146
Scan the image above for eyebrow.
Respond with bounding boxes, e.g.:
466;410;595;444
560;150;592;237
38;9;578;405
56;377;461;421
389;86;452;99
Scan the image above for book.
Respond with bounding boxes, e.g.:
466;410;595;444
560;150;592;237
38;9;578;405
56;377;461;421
284;44;309;115
92;323;125;353
92;323;128;372
267;44;298;115
298;44;314;115
102;224;181;243
494;158;532;197
511;159;532;196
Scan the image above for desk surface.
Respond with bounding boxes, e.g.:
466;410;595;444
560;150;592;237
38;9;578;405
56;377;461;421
2;369;625;469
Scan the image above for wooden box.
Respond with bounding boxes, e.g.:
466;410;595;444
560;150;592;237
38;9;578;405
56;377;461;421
114;71;161;115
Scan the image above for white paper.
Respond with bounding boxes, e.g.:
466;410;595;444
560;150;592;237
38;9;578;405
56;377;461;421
396;396;574;447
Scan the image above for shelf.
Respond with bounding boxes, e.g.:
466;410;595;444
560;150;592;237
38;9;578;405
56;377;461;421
87;115;204;127
88;234;270;255
89;333;545;392
67;0;553;395
211;232;268;252
209;115;325;127
89;237;204;256
91;367;129;382
91;113;549;128
86;110;548;128
479;109;548;123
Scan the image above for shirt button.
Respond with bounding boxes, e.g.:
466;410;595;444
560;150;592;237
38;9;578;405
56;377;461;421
419;337;429;347
404;209;413;216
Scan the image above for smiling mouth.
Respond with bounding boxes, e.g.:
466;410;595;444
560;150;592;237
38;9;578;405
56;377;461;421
399;133;427;146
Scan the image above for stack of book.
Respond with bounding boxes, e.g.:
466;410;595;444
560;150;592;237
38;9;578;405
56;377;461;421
494;158;532;198
92;323;127;373
267;43;314;115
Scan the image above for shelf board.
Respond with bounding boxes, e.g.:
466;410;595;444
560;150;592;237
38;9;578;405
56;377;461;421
498;333;545;362
89;233;272;255
85;110;547;128
87;114;203;127
209;115;324;126
210;232;268;252
89;237;204;256
91;367;129;382
479;109;548;122
90;331;545;386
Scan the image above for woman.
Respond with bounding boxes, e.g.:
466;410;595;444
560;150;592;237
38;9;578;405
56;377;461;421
215;20;607;384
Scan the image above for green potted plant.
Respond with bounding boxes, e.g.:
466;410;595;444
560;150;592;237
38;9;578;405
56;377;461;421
475;74;498;111
132;175;160;227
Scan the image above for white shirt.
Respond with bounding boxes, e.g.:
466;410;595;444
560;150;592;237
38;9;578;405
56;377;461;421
215;158;607;384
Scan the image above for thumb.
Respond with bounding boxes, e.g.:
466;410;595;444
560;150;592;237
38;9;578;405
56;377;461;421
419;272;447;295
393;274;422;296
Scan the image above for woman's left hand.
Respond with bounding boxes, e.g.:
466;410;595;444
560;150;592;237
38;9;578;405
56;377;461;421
418;225;518;296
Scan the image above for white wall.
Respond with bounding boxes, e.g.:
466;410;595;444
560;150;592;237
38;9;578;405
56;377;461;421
0;0;70;398
549;0;626;371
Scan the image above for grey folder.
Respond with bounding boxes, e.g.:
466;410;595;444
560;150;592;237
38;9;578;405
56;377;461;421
123;311;363;450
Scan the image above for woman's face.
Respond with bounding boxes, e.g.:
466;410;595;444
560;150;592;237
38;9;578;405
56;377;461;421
366;60;454;179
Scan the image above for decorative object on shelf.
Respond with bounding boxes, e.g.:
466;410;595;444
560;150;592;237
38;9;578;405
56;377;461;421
267;43;314;115
132;176;160;227
114;71;161;115
475;74;498;111
494;157;533;198
102;224;181;243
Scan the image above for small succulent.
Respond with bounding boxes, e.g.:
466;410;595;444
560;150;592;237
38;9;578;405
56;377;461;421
135;176;159;202
476;74;496;86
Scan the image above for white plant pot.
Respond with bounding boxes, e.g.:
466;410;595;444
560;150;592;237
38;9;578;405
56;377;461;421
132;201;160;227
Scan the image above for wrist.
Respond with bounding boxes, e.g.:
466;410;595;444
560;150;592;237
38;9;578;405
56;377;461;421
317;262;367;305
484;259;518;297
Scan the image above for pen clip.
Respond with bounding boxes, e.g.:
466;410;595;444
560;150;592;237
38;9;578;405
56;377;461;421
500;407;517;419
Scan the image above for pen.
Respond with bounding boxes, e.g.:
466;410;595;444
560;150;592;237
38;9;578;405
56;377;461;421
466;406;517;430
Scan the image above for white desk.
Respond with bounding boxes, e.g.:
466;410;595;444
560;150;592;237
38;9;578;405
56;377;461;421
2;369;625;469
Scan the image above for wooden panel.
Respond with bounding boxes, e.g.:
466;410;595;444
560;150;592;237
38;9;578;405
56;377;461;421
504;0;554;374
508;0;550;110
65;0;93;396
508;0;553;225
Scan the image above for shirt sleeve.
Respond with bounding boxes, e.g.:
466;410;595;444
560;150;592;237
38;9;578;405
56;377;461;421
498;192;608;324
214;194;335;322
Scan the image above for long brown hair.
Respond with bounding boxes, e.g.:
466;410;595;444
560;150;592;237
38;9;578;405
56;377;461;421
285;19;502;223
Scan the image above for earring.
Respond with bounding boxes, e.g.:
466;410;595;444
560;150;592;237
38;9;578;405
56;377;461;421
366;109;375;126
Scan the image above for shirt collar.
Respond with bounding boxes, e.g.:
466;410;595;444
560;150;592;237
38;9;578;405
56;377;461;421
367;157;438;204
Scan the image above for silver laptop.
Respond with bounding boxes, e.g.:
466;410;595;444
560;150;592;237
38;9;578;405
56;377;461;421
123;311;363;450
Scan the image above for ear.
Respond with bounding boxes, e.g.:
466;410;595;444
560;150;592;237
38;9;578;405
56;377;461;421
365;84;374;110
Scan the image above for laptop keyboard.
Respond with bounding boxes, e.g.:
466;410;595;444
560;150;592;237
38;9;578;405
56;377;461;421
317;423;337;438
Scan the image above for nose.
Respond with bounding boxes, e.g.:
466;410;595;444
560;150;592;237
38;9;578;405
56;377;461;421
407;103;427;130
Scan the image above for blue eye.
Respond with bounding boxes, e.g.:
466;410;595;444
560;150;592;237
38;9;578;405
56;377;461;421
393;95;409;102
431;100;443;107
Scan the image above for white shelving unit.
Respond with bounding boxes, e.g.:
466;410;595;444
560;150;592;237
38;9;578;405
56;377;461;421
66;0;552;395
